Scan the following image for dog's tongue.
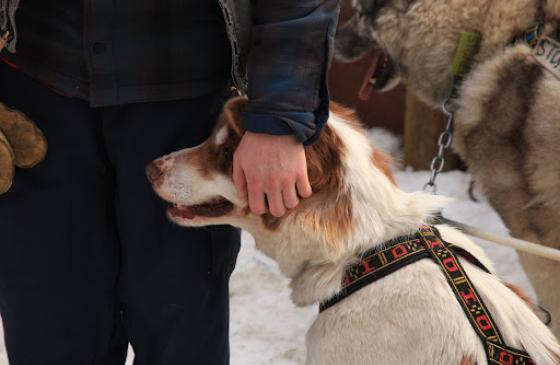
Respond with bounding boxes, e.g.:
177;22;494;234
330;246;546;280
168;205;195;219
358;49;388;101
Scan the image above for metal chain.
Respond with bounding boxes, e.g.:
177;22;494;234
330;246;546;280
424;98;456;194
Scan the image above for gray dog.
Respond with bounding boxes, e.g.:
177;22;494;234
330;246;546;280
335;0;560;337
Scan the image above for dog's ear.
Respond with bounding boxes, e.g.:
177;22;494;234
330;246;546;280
222;96;248;138
335;13;377;62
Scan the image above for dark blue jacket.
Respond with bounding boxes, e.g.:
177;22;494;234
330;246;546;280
238;0;340;144
1;0;232;107
1;0;340;144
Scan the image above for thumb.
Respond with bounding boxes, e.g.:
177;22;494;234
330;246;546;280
296;170;313;199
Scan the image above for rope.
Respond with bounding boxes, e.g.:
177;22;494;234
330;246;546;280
438;217;560;263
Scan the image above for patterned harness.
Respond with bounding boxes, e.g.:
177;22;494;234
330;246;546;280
320;226;535;365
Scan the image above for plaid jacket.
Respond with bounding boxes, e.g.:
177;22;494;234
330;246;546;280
1;0;340;144
220;0;341;143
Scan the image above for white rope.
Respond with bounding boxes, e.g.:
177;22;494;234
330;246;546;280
441;218;560;263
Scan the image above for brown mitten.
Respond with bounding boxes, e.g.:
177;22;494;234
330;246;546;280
0;103;48;194
0;129;15;193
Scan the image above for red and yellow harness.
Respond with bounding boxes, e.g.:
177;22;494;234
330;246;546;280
320;226;535;365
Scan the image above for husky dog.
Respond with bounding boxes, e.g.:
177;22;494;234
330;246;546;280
335;0;560;336
147;98;560;364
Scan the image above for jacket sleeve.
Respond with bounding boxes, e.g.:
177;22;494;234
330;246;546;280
242;0;340;145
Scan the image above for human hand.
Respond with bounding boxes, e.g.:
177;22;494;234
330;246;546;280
0;103;48;194
233;131;312;217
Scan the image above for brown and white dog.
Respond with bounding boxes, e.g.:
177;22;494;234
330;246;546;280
335;0;560;337
147;98;560;365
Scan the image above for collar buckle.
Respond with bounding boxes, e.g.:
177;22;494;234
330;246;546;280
524;23;543;47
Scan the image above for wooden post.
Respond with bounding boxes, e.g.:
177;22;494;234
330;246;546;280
404;91;459;171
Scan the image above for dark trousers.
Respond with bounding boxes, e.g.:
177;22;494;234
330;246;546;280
0;62;240;365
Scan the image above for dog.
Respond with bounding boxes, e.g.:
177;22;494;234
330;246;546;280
147;97;560;364
335;0;560;337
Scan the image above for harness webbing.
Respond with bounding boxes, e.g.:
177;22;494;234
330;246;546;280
417;227;534;365
320;226;535;364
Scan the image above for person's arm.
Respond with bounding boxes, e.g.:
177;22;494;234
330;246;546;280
233;0;340;217
243;0;340;143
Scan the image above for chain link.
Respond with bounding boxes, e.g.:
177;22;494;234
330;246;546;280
424;98;456;194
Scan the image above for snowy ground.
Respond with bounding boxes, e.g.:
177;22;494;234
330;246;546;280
0;130;536;365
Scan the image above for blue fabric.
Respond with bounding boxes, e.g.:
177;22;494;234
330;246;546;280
244;0;341;145
242;111;316;141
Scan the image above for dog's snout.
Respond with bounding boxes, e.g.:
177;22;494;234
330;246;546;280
146;161;164;183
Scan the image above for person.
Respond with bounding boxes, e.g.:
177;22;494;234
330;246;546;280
0;0;340;364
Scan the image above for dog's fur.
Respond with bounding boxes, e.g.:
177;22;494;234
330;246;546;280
335;0;560;336
148;98;560;365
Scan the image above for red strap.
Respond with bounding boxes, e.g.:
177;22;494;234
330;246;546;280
418;227;534;365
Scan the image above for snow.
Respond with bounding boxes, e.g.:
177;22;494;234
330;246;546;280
0;129;535;365
366;127;403;161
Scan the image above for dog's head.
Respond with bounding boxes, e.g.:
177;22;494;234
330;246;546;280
335;0;543;106
146;98;247;229
147;97;406;262
335;0;418;94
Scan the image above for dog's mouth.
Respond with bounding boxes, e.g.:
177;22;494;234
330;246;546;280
167;197;234;220
368;49;400;92
358;49;401;100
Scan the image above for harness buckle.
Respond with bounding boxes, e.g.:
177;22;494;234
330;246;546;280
524;24;543;47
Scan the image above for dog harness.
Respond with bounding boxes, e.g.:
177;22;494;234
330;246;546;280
320;226;535;364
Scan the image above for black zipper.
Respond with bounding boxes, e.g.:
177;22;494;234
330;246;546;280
1;5;13;37
217;0;243;94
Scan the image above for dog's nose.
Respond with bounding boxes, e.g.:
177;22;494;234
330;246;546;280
146;161;164;183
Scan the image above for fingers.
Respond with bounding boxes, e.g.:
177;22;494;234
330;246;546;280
237;152;267;215
240;169;311;217
296;170;313;199
282;185;300;210
232;131;313;217
232;154;247;197
245;177;299;217
247;180;267;215
267;187;286;218
253;181;304;218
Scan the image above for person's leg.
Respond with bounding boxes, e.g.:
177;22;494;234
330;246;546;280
0;62;127;365
102;91;240;365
